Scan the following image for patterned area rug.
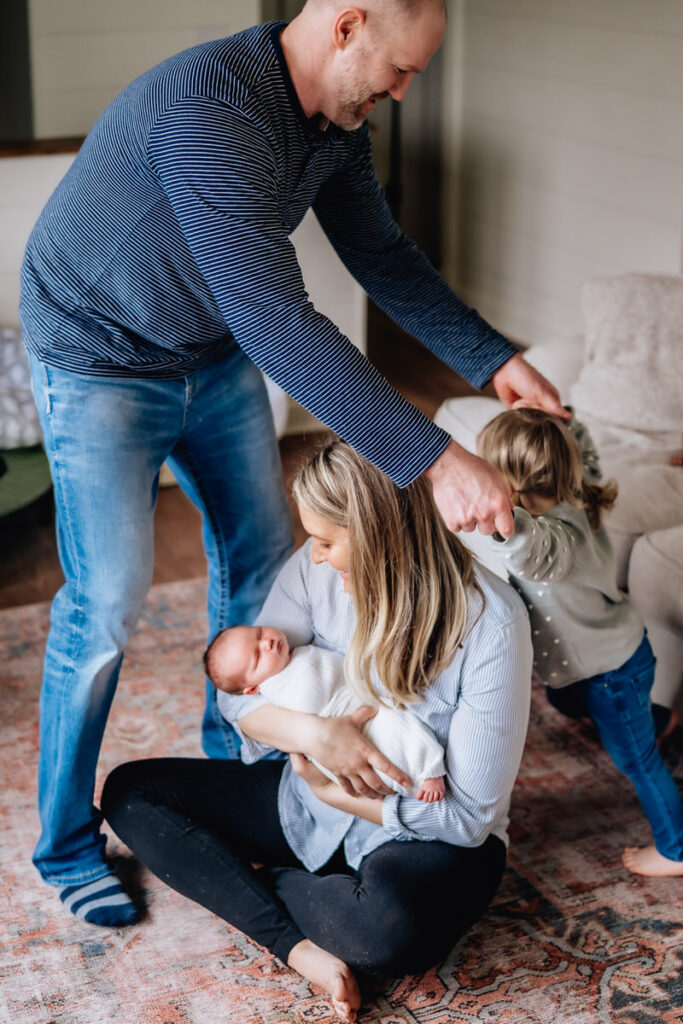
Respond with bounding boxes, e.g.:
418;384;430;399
1;579;681;1024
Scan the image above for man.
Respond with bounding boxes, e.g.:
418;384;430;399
21;0;564;926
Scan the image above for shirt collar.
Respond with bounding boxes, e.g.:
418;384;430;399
269;21;341;144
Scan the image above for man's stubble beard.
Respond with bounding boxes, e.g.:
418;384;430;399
330;53;376;131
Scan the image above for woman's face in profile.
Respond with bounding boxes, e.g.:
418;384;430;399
298;506;352;592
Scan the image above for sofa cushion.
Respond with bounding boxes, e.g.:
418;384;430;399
524;337;585;403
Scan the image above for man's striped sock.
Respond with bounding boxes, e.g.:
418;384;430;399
58;874;139;927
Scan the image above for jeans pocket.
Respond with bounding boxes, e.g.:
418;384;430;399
630;664;656;713
28;355;52;417
604;666;653;724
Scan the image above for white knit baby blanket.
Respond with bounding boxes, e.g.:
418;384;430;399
259;646;445;796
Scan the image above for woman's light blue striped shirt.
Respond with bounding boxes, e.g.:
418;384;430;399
218;541;533;871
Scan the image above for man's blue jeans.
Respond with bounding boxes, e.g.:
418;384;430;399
28;346;293;885
546;634;683;862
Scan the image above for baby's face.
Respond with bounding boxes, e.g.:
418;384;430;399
219;626;292;692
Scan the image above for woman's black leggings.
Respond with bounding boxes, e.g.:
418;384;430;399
102;758;505;978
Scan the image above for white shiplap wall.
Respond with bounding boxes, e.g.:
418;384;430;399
27;0;262;138
441;0;683;345
0;154;74;327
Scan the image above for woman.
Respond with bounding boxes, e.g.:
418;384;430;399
102;440;532;1021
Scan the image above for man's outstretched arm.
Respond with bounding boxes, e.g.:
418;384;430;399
425;354;569;537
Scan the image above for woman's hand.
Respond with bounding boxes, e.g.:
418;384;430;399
239;703;411;798
289;753;337;799
309;706;411;798
290;753;385;826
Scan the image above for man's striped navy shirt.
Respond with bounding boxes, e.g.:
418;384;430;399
20;21;516;486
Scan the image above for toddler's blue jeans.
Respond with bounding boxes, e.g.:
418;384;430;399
27;346;293;885
546;634;683;862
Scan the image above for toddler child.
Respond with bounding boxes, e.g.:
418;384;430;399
478;407;683;877
204;624;447;801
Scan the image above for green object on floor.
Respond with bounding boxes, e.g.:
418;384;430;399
0;445;52;518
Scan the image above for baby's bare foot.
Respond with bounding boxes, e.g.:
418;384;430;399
417;776;446;802
622;845;683;876
288;939;361;1022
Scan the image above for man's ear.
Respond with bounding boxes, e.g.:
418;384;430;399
243;683;261;695
332;7;366;50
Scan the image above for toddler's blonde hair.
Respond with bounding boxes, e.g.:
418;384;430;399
477;408;617;530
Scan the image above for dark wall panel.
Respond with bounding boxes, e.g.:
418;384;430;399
0;0;33;141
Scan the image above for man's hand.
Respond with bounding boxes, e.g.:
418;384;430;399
425;441;515;537
491;353;570;419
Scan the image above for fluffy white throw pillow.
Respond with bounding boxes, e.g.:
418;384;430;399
570;273;683;440
0;328;43;449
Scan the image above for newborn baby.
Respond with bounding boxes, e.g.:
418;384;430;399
205;625;447;802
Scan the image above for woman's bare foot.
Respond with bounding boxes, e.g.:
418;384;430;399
287;939;361;1022
622;845;683;876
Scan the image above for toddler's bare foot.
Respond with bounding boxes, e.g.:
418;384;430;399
417;776;446;802
288;939;360;1022
622;845;683;876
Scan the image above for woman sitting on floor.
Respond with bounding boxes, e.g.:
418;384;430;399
102;440;532;1021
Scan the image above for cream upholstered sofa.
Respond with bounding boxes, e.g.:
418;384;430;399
434;274;683;713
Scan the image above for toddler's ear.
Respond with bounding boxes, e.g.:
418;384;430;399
243;683;260;695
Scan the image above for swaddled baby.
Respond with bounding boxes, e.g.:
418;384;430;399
205;624;446;801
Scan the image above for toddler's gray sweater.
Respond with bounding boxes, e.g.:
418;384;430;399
490;420;643;687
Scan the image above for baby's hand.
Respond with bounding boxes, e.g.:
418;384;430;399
416;776;446;803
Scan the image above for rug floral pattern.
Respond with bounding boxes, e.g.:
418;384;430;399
1;579;681;1024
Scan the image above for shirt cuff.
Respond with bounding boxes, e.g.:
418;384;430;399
490;506;535;550
381;793;421;841
216;689;277;764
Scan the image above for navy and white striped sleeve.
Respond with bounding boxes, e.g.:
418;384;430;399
148;97;451;486
313;127;518;391
382;614;532;848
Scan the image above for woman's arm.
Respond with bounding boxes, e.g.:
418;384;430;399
378;614;532;848
289;610;533;843
289;753;384;825
239;704;411;798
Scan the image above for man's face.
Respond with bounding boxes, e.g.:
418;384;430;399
328;2;446;131
217;625;292;692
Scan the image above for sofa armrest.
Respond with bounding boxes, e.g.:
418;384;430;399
433;396;503;455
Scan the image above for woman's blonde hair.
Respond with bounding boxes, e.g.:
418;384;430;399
292;438;477;707
477;408;617;530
